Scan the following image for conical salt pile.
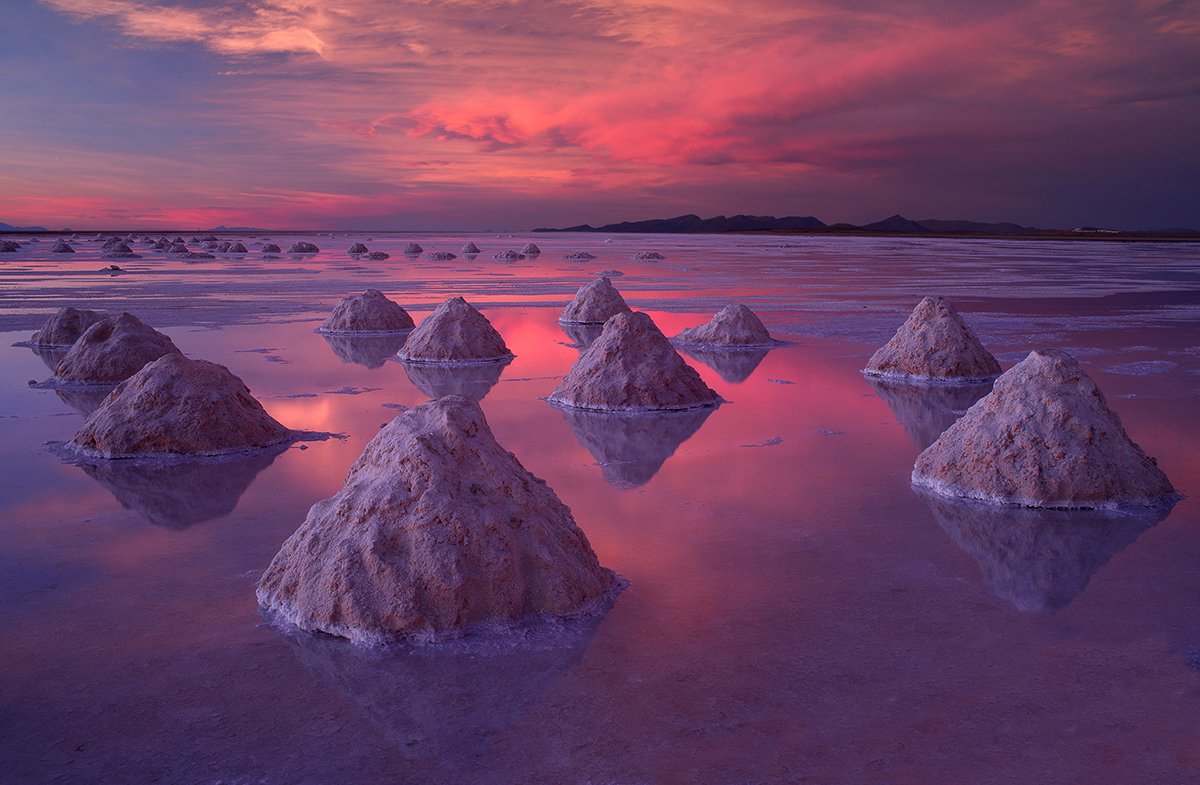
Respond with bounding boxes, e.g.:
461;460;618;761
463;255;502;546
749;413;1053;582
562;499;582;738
912;349;1174;508
31;307;107;346
865;296;1000;382
521;243;541;255
50;240;75;253
559;277;632;325
102;242;140;259
289;241;319;253
227;242;247;253
348;243;368;255
462;242;481;254
71;354;291;458
256;396;616;643
396;297;512;363
673;303;774;347
53;313;181;383
261;243;281;253
320;289;414;333
549;311;720;411
404;242;424;254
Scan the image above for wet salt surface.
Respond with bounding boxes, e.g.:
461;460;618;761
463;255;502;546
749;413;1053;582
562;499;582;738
1;233;1199;783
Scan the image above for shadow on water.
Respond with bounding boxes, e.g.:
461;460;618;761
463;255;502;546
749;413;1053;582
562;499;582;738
321;332;411;369
403;360;510;402
556;405;716;488
70;444;289;529
680;347;771;384
914;487;1176;612
866;377;994;449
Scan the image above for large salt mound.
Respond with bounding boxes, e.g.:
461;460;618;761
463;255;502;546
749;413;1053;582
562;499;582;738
256;396;616;643
673;303;774;347
50;240;75;253
912;349;1175;508
320;289;415;334
54;313;181;383
71;354;292;457
549;311;721;411
865;296;1000;382
396;297;513;364
559;277;632;325
31;307;107;346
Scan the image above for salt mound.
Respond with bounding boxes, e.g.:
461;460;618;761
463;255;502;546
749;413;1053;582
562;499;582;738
559;277;632;325
216;241;232;252
462;242;481;254
634;251;664;260
366;251;390;260
521;243;541;255
168;241;189;254
549;311;720;411
71;354;291;457
428;251;457;260
227;242;247;253
673;304;774;347
404;242;424;254
912;349;1174;508
153;239;170;250
53;313;181;383
102;243;141;259
494;250;524;260
256;396;616;643
865;296;1000;382
1;240;21;252
396;297;513;364
564;251;596;260
50;240;75;253
102;236;124;249
347;243;368;255
31;307;107;346
261;243;282;253
289;242;319;253
320;289;414;334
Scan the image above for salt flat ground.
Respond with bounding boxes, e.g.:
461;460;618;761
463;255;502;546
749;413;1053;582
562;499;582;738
1;232;1199;784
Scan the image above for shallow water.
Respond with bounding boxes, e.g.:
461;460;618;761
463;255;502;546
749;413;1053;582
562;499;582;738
1;232;1199;784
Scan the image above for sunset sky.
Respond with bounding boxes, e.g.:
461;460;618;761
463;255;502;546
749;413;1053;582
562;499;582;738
2;0;1197;230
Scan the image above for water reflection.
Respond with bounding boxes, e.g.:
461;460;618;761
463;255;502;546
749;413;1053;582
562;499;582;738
29;345;67;372
278;615;603;771
71;445;288;528
403;360;510;402
321;332;411;369
56;385;114;417
556;405;715;488
680;347;770;383
559;322;603;350
915;487;1175;612
866;378;993;449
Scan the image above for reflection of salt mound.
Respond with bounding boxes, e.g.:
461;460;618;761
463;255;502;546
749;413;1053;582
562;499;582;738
50;240;75;253
916;487;1174;612
257;396;616;643
277;613;602;769
865;296;1000;382
559;406;714;488
56;386;114;417
30;345;68;372
54;313;181;383
673;304;773;347
403;359;508;402
559;277;631;324
428;251;457;261
73;445;287;529
462;242;481;254
866;377;993;449
31;307;107;346
549;312;720;411
521;243;541;255
494;250;524;260
404;242;424;254
397;297;513;364
289;242;319;254
913;349;1175;508
347;242;368;255
71;354;292;457
322;333;410;369
560;321;604;349
320;289;414;333
680;346;769;383
366;251;390;260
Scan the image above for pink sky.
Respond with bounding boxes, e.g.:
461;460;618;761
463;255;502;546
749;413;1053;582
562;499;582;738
2;0;1198;229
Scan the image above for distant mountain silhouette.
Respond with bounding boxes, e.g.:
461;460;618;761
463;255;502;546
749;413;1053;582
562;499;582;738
916;218;1033;233
861;214;929;233
536;213;826;233
0;220;48;231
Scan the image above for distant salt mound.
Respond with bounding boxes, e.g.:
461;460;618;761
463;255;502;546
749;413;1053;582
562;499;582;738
256;396;616;643
1;240;21;252
202;241;220;250
634;251;664;260
50;240;75;253
559;277;632;325
462;242;481;254
397;297;513;364
347;243;368;255
261;243;282;253
404;242;424;254
289;242;319;254
549;311;720;412
54;313;181;384
71;354;291;458
673;304;774;347
201;235;219;242
428;251;457;261
366;251;390;260
168;241;189;254
564;251;596;260
102;242;141;259
101;236;124;250
153;239;170;250
216;241;232;252
865;296;1000;382
494;250;525;260
227;242;247;253
31;307;107;346
320;289;415;334
912;349;1175;508
521;243;541;255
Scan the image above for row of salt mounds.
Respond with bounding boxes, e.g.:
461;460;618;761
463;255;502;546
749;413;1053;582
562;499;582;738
320;290;414;334
673;303;774;348
71;354;293;458
912;349;1175;508
31;307;107;346
549;311;720;412
53;313;181;384
256;395;617;644
864;296;1000;382
559;277;631;325
397;297;513;364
